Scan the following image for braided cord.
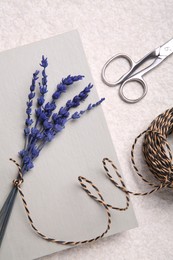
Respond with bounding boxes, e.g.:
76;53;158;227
10;158;129;246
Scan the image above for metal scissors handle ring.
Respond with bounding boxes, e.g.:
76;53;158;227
119;76;147;103
102;53;135;86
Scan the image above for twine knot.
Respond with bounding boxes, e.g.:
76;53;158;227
9;158;24;188
13;178;24;188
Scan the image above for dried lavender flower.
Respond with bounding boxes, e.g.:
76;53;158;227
20;56;104;173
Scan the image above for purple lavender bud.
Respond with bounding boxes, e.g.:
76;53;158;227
66;100;73;108
30;70;39;91
27;101;33;108
26;108;32;115
52;113;59;123
39;85;48;95
72;101;79;107
87;104;92;110
31;146;40;159
35;107;42;117
62;75;73;85
80;110;85;115
24;127;30;136
44;102;55;112
57;83;66;92
54;124;63;132
79;92;87;99
44;102;56;118
51;84;66;101
40;55;48;68
25;118;33;126
39;112;47;121
71;112;80;119
43;120;52;130
50;102;56;111
96;98;105;105
84;83;93;92
36;132;44;140
28;92;35;99
31;128;39;137
37;96;45;106
42;77;47;86
42;70;46;77
59;107;69;116
45;131;54;142
52;91;61;100
58;118;67;126
23;156;30;164
72;75;84;81
25;160;34;171
73;96;81;103
30;85;35;92
19;149;27;158
33;70;39;78
63;118;68;125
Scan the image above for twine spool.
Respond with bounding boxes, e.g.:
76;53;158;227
143;108;173;187
128;107;173;195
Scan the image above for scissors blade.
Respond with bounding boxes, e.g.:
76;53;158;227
159;38;173;57
139;38;173;75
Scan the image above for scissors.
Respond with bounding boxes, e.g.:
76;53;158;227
101;38;173;103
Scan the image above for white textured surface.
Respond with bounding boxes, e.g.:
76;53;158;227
0;1;173;260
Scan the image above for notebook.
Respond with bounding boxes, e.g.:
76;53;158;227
0;30;137;260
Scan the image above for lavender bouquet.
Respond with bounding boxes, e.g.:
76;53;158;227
0;55;104;246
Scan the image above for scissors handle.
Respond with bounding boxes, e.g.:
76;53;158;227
101;53;148;103
101;53;136;86
119;76;148;103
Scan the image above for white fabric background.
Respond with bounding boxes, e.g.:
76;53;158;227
0;1;173;259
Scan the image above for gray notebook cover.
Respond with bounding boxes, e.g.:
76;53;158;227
0;30;137;260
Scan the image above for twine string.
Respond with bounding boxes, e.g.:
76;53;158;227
10;158;129;246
